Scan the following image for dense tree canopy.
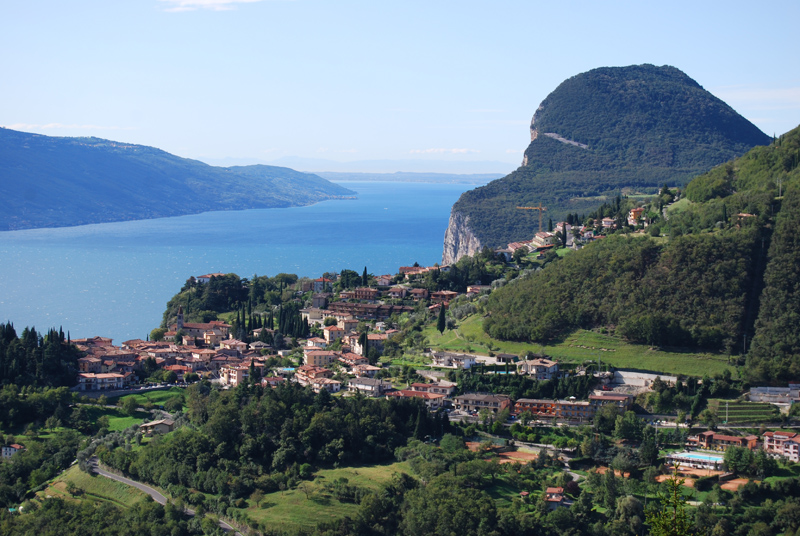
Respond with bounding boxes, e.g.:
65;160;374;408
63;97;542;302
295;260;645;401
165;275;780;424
484;228;761;353
0;323;81;387
97;381;444;500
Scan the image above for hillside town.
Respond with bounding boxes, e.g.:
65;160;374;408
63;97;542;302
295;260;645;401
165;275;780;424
72;208;665;397
65;264;800;471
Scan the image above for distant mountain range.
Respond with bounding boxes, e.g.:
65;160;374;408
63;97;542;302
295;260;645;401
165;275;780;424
0;128;355;231
315;171;503;185
442;64;772;263
202;156;515;175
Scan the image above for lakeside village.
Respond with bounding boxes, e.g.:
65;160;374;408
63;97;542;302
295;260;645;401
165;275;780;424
62;245;800;480
6;214;800;534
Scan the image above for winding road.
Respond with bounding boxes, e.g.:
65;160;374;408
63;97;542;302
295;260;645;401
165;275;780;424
89;458;243;535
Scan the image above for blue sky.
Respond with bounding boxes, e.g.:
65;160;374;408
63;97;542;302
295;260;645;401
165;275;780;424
2;0;799;173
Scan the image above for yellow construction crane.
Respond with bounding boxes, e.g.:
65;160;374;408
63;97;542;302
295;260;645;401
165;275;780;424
517;204;547;233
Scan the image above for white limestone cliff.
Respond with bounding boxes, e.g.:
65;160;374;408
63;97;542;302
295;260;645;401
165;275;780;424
441;210;482;265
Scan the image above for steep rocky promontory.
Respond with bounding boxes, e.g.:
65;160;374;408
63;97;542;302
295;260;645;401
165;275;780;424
442;64;770;263
442;211;483;265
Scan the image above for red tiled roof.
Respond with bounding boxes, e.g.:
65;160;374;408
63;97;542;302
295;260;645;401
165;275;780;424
387;390;445;400
589;394;630;401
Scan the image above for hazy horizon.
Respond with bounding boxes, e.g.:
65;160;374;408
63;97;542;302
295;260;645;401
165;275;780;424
2;1;799;171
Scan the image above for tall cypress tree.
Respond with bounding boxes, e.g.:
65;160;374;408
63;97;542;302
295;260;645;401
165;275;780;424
437;305;446;334
413;409;425;440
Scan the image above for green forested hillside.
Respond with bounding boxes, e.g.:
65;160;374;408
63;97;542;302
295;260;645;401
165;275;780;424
484;228;761;352
748;184;800;381
450;64;770;248
484;125;800;379
0;128;355;230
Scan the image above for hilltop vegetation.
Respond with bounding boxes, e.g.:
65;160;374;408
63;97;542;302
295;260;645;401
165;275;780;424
484;228;762;353
0;127;355;231
483;124;800;380
449;64;770;249
89;382;448;517
0;323;81;388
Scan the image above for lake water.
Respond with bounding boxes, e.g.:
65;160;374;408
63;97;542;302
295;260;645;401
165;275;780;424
0;181;473;343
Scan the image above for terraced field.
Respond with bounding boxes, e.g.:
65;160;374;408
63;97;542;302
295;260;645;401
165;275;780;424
707;399;781;424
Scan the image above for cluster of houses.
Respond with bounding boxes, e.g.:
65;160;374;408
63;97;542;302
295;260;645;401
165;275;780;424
512;392;634;422
661;428;800;471
497;208;651;260
681;429;800;464
305;287;483;321
74;319;281;391
74;264;489;391
429;353;561;381
75;336;143;391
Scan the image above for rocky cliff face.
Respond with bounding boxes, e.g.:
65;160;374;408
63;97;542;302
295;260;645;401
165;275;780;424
441;210;483;265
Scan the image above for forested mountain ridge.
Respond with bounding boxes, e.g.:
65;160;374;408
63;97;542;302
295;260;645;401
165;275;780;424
442;64;770;263
484;124;800;382
0;128;355;231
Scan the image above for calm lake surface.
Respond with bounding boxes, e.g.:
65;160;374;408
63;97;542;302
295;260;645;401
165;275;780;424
0;181;474;343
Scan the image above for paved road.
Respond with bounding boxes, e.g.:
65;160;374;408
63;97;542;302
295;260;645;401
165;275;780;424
90;458;242;535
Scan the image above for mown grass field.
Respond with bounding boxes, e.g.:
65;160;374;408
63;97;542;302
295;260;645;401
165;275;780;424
42;465;148;508
424;315;733;377
81;405;151;431
245;461;412;530
113;387;186;409
484;476;521;508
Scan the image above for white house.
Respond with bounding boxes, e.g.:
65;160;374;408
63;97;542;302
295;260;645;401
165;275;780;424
431;352;477;369
516;358;559;380
532;232;556;248
2;444;24;459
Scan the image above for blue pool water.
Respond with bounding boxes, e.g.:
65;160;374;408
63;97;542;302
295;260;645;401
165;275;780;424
677;452;724;462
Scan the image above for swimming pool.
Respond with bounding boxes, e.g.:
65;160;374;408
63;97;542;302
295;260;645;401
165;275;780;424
672;452;724;462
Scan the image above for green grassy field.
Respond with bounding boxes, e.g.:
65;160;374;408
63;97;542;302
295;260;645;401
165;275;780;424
81;405;151;431
245;461;412;530
484;476;521;508
667;197;692;214
764;463;800;484
424;316;733;377
42;465;148;508
113;387;186;408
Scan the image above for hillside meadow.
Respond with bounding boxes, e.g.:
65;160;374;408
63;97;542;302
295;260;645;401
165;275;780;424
422;315;733;377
